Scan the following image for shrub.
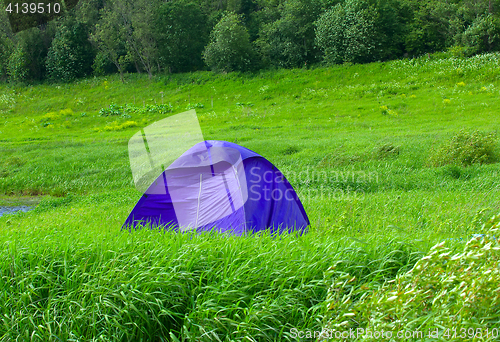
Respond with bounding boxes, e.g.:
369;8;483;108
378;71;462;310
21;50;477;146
323;213;500;338
428;130;498;167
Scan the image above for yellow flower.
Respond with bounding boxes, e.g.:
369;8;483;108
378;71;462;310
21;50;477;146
410;95;416;98
387;109;398;116
456;82;466;87
443;99;451;104
401;94;406;98
481;87;487;91
380;105;388;111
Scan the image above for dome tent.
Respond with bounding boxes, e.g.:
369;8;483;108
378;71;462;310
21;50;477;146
123;140;309;235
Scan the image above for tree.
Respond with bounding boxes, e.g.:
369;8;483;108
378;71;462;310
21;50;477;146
316;0;405;64
203;12;256;72
0;37;11;81
105;0;160;79
315;0;379;64
402;0;459;56
459;14;500;55
91;8;128;82
155;1;209;73
257;0;322;68
7;26;53;82
46;18;95;82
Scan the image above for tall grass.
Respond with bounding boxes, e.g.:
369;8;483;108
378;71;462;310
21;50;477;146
0;52;499;339
0;218;424;341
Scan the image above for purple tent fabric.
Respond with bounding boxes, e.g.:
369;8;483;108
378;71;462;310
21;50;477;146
123;140;309;235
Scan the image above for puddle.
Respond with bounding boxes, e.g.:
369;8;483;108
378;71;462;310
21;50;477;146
0;206;32;217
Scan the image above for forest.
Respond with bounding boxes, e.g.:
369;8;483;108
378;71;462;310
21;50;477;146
1;0;500;83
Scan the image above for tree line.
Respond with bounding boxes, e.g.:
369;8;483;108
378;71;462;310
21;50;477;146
1;0;500;83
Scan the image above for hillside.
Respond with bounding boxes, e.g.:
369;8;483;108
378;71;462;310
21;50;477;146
0;54;499;340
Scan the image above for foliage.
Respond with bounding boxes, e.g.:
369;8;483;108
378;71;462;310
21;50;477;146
7;27;52;82
6;41;29;83
315;0;379;64
323;214;500;340
155;1;209;73
0;35;11;81
316;0;405;64
125;0;160;78
46;19;95;82
257;0;322;68
203;12;257;72
429;130;499;167
98;103;173;117
2;0;500;82
403;0;460;56
91;6;129;81
459;14;500;56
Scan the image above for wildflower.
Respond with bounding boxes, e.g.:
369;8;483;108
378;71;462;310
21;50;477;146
481;87;487;91
380;105;388;111
410;95;416;98
457;82;466;87
387;109;398;116
401;94;406;98
443;99;451;104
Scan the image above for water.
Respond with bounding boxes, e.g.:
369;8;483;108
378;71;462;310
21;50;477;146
0;206;32;217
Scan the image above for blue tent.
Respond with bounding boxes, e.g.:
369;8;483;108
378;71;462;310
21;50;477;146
123;140;309;235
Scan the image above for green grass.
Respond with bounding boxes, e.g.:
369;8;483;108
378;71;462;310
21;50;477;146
0;52;499;340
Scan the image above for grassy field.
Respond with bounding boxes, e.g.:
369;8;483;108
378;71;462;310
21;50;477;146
0;53;499;340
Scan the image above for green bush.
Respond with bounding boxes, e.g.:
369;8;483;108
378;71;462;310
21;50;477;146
315;0;378;64
203;12;256;72
428;130;498;167
323;213;500;340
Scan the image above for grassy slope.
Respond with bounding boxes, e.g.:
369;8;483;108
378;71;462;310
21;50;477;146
0;53;499;340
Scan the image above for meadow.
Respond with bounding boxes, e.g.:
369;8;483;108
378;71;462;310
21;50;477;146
0;53;499;341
